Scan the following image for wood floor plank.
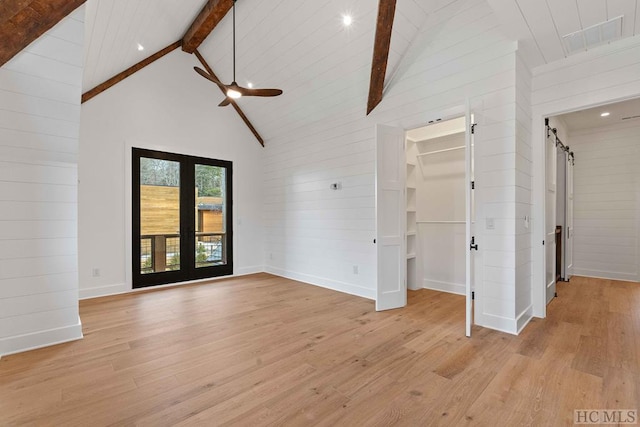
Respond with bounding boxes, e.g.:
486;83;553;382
1;274;638;425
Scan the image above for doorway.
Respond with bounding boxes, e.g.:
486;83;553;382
375;106;478;337
132;148;233;288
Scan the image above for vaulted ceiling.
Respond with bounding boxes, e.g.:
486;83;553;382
488;0;639;67
78;0;640;142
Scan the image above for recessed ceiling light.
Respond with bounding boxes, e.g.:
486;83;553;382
600;112;610;117
137;43;144;51
343;14;353;26
247;82;253;89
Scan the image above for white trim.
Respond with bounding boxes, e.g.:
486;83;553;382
423;279;465;296
572;270;639;283
0;317;83;356
516;304;533;334
475;312;517;335
79;267;266;300
79;283;128;300
266;266;375;300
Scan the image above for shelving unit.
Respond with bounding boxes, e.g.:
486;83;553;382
406;138;419;290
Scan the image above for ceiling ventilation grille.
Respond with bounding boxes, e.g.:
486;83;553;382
562;16;623;56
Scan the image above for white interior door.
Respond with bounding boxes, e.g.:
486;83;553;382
464;108;477;337
465;102;478;337
545;131;557;303
375;124;407;311
565;154;574;279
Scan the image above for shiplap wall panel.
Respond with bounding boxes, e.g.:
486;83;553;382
0;9;84;355
515;51;533;327
0;238;77;260
0;69;81;104
530;33;640;317
570;120;640;282
262;0;523;333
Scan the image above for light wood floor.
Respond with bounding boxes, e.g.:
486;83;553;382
1;274;639;426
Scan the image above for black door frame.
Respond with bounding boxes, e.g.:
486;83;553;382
132;148;233;288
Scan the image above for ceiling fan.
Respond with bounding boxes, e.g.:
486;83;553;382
194;0;282;107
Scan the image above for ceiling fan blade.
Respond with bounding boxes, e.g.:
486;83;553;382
238;87;283;97
218;97;232;107
194;66;225;88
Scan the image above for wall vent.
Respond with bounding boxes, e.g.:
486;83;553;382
562;16;623;56
621;115;640;120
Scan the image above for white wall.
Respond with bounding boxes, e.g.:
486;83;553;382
263;0;525;333
416;132;466;295
531;35;640;317
570;120;640;282
514;51;532;331
79;50;265;299
0;7;85;355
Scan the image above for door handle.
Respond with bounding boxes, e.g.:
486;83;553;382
470;236;478;251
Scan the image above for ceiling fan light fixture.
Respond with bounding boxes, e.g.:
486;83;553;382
227;88;242;99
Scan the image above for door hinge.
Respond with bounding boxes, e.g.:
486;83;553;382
470;236;478;251
471;123;477;134
471;181;475;190
542;240;545;246
472;291;475;300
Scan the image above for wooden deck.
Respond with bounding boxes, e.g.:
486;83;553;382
1;274;638;426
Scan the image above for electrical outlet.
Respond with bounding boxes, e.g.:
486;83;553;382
92;268;100;277
486;218;495;230
353;265;359;275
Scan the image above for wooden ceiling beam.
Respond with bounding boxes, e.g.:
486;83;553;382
194;50;264;147
0;0;86;67
82;41;182;103
182;0;234;54
366;0;397;115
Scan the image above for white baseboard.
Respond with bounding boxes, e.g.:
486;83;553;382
265;266;375;300
573;269;639;283
475;312;518;335
235;265;265;276
0;317;83;356
79;283;128;300
79;266;267;300
516;304;533;334
423;279;465;295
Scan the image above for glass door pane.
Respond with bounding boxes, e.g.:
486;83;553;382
133;148;232;288
139;157;181;274
195;164;227;268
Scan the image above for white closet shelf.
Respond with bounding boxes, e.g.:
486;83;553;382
417;220;465;224
417;145;465;157
406;231;416;236
406;209;417;213
407;161;416;166
407;253;416;259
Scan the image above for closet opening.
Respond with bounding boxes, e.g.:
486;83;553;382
405;115;475;333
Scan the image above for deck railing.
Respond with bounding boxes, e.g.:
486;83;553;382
140;232;225;274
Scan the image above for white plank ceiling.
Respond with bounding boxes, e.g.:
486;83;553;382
487;0;639;67
82;0;640;134
83;0;206;91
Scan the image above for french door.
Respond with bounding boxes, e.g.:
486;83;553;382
132;148;233;288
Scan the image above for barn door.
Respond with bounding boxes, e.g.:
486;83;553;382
545;130;557;303
375;124;407;311
565;154;574;279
